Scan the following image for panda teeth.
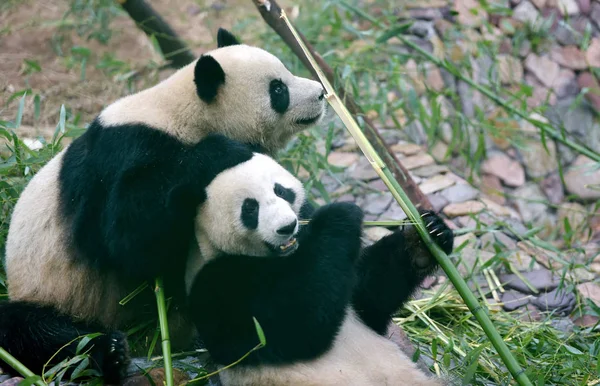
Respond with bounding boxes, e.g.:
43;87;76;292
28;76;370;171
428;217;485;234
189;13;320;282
280;238;297;250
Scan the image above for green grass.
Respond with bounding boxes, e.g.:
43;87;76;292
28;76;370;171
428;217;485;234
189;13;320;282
1;0;600;385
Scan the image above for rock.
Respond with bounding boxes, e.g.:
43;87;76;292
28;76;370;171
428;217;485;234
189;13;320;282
336;194;355;203
0;378;24;386
578;0;591;14
390;142;422;155
546;96;597;139
411;164;449;178
557;202;589;237
0;377;9;383
533;288;577;315
577;282;600;304
517;304;543;322
555;22;582;46
327;151;359;168
379;203;408;221
513;1;541;24
550;45;588;69
550;317;575;333
453;232;478;249
585;37;600;67
573;314;599;327
407;20;436;39
518;139;558;178
350;157;379;181
556;0;580;15
551;69;579;98
541;173;565;205
456;247;496;275
427;193;450;212
480;174;506;204
526;83;557;108
592;2;600;29
440;184;479;203
402;153;435;170
524;53;560;88
364;226;393;242
501;269;560;294
429;141;449;163
531;0;547;8
481;197;512;217
368;179;387;191
443;200;485;217
498;55;524;84
361;192;393;215
481;153;525;187
502;290;532;311
577;72;600;113
480;231;517;252
513;183;549;224
419;174;456;195
564;155;600;200
454;0;488;27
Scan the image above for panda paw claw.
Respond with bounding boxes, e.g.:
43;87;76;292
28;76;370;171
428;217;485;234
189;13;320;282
102;331;130;385
420;210;453;256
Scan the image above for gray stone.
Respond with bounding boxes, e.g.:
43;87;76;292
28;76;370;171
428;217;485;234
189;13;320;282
532;288;577;315
513;1;541;24
379;203;408;221
564;155;600;200
541;173;565;205
513;183;548;224
456;247;496;275
502;290;532;311
427;193;450;212
350;157;378;181
592;2;600;29
361;192;393;215
411;164;449;178
524;53;560;88
518;139;558;178
555;23;582;46
0;377;10;383
551;69;579;98
440;183;479;203
408;20;436;39
500;269;560;294
480;232;517;252
550;317;575;333
0;379;24;386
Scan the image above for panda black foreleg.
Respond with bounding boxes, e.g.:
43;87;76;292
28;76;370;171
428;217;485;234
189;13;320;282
0;301;129;384
351;211;453;335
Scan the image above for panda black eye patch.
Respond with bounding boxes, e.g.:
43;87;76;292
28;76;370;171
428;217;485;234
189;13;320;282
241;198;259;230
274;183;295;204
269;79;290;113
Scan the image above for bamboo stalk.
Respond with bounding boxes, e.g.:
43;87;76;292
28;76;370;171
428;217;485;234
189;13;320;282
154;277;174;386
0;347;46;386
278;10;533;386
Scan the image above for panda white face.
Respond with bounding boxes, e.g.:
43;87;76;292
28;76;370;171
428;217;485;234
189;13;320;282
195;153;305;258
194;30;327;152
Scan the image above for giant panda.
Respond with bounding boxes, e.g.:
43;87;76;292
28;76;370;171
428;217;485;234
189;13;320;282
186;152;454;386
1;28;326;382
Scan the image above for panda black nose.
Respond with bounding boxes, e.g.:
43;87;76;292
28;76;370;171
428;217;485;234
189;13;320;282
318;90;325;101
277;219;297;236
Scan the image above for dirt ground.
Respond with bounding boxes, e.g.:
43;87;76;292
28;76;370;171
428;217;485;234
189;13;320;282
0;0;291;138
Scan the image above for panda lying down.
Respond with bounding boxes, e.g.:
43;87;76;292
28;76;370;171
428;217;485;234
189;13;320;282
184;150;454;385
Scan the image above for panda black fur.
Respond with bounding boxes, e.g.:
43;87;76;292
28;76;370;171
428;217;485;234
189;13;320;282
186;153;454;386
1;28;325;382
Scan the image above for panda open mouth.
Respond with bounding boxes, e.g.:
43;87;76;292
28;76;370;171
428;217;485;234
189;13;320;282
267;237;298;256
295;114;321;126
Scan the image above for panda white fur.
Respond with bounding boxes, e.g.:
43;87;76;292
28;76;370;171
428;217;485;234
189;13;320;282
186;152;454;386
0;28;325;383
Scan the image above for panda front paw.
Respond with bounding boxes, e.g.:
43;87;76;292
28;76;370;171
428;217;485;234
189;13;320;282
310;202;364;235
420;210;453;256
100;331;130;385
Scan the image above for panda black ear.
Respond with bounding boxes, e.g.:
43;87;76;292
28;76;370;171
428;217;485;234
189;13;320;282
217;28;241;47
194;55;225;104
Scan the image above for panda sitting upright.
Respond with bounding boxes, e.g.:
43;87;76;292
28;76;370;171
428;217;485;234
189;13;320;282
186;152;453;386
1;28;326;382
